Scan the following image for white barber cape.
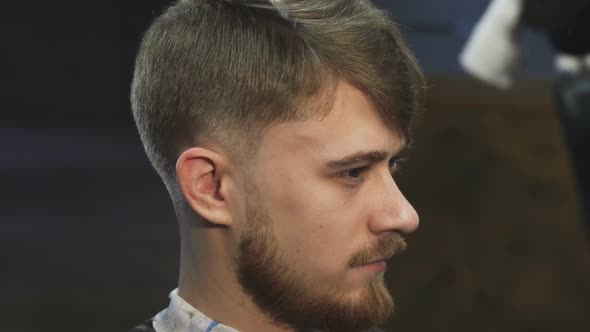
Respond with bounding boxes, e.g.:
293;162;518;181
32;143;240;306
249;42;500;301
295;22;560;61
152;289;239;332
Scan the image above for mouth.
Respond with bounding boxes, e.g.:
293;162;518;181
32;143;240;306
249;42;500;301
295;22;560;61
348;234;406;273
353;255;392;272
368;256;390;264
357;259;387;272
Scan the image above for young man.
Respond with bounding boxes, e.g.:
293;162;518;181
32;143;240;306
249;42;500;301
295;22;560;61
129;0;425;331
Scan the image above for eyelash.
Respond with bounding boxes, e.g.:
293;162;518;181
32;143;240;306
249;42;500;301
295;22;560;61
339;159;402;183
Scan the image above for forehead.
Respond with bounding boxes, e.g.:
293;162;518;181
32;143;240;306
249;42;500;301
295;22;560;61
259;82;404;161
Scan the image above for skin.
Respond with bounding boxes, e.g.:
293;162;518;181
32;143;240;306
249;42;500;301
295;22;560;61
175;81;419;332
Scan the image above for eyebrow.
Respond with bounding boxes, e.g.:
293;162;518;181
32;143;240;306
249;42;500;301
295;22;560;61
325;144;408;169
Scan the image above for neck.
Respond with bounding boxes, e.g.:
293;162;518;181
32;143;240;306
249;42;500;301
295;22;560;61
177;222;295;332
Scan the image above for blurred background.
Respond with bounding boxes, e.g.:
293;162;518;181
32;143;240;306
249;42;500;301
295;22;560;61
2;0;589;331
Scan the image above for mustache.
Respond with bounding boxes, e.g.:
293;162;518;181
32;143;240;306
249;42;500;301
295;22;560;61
348;233;407;268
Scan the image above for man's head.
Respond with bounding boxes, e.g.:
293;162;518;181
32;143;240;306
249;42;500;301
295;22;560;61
131;0;425;331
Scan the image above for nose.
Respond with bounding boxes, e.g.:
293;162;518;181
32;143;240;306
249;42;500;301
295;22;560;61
368;174;419;235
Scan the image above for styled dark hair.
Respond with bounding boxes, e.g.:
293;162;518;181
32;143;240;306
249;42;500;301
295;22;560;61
131;0;425;194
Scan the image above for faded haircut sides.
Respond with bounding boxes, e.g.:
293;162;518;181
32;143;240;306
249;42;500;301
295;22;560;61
130;0;425;199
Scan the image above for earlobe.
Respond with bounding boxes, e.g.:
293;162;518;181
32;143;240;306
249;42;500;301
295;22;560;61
176;147;232;226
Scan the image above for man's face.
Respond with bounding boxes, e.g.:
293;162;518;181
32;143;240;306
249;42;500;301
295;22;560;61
235;81;419;331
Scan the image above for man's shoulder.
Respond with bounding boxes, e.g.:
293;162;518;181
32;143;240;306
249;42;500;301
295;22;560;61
128;318;156;332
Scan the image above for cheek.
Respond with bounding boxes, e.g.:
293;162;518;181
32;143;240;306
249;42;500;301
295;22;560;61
255;154;371;274
265;181;366;278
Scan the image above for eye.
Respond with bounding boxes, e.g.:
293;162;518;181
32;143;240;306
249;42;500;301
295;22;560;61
388;158;397;171
388;157;405;176
339;166;370;181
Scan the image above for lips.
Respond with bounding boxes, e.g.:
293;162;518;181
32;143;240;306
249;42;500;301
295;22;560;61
352;256;391;269
364;256;391;265
348;234;407;268
359;260;387;272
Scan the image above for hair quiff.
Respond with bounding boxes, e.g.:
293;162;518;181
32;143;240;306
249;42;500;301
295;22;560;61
131;0;425;194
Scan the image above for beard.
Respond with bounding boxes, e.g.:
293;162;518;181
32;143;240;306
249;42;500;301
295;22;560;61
235;184;407;332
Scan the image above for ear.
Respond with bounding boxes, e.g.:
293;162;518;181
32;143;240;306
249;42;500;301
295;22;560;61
176;147;233;226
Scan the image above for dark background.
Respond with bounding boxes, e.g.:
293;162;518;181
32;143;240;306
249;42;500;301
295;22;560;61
2;1;589;331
